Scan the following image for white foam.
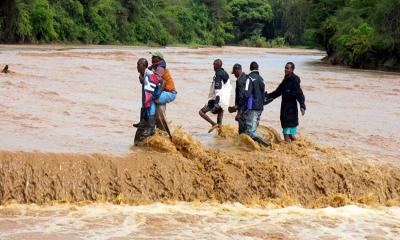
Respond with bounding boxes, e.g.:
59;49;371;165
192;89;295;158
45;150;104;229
0;203;399;239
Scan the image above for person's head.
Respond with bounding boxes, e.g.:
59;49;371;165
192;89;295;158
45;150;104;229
151;51;164;65
250;61;259;71
137;58;148;75
285;62;295;76
231;63;242;78
213;59;222;71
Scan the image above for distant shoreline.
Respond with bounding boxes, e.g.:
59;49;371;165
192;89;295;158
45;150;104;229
0;44;324;56
1;44;399;72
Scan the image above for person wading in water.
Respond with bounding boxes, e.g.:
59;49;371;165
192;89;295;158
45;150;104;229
199;59;231;133
243;61;271;147
134;58;159;143
267;62;306;142
228;63;248;134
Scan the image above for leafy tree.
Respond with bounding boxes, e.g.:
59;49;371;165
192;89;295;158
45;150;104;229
31;0;57;41
228;0;272;40
265;0;310;45
0;0;18;42
199;0;228;21
162;6;196;43
332;22;375;67
304;0;345;50
373;0;400;60
16;1;33;42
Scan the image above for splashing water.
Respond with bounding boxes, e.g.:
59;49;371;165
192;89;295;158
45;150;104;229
0;202;399;240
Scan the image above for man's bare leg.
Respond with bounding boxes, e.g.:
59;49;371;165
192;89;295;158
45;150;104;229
284;134;291;143
214;109;224;134
156;104;166;130
289;135;297;141
217;109;223;125
199;109;216;126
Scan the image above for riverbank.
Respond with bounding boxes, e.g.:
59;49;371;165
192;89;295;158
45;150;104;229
2;43;399;72
323;55;400;72
0;44;321;53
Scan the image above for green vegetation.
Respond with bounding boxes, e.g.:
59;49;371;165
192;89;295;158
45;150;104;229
0;0;399;69
304;0;400;69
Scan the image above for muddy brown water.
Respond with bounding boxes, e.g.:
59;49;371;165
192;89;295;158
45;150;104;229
0;45;399;162
0;45;400;239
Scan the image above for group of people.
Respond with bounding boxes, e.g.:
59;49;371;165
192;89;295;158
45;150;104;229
134;52;306;146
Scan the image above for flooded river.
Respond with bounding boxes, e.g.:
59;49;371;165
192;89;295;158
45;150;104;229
1;45;399;161
1;202;399;240
0;45;399;239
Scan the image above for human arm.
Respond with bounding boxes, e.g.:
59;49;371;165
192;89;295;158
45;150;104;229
228;106;238;113
264;95;274;105
235;112;241;121
266;82;283;100
293;78;306;114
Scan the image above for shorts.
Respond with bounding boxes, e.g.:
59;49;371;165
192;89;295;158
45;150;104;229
200;100;222;114
283;127;297;135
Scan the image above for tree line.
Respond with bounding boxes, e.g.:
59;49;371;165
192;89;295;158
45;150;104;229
0;0;399;69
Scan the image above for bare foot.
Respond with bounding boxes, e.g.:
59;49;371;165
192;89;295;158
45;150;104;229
208;124;220;133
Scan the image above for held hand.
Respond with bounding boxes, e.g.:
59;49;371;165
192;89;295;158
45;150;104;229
228;106;237;113
301;108;305;116
264;98;274;105
235;113;240;121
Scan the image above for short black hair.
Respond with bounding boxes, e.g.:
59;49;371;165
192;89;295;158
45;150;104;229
137;58;148;67
250;61;258;71
214;59;222;66
152;55;162;62
232;63;241;70
286;62;295;70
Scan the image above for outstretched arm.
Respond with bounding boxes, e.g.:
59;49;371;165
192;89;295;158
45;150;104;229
267;83;283;100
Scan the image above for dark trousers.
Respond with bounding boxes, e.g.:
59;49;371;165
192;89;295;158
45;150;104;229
238;110;247;134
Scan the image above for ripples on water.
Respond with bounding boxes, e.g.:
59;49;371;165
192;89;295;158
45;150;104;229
1;46;399;162
0;202;399;240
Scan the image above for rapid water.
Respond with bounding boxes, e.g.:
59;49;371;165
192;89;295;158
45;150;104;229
1;46;399;162
1;45;400;239
0;202;399;240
